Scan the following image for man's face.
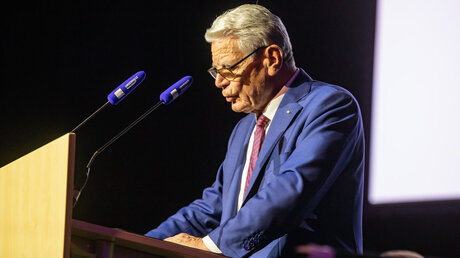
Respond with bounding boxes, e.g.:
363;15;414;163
211;38;274;114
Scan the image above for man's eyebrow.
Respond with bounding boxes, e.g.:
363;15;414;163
211;62;231;69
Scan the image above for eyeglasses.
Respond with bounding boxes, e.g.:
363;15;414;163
207;46;267;81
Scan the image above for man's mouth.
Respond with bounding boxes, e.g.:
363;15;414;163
225;96;237;102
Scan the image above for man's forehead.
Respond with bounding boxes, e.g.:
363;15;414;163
211;39;243;66
211;38;240;52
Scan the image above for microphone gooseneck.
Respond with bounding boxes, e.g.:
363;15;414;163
86;100;164;168
73;75;193;208
73;100;163;208
71;101;110;133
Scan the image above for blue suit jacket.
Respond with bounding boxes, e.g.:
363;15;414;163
146;69;365;257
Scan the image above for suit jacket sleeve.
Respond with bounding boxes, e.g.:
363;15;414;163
208;88;364;257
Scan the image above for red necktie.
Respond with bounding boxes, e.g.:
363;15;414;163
244;114;270;196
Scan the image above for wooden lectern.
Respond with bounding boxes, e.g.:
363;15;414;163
0;134;224;258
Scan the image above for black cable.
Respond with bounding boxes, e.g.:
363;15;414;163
73;167;90;208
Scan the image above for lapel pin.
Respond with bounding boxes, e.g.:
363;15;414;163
286;110;291;114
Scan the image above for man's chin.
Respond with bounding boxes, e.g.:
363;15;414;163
231;103;254;114
230;106;245;113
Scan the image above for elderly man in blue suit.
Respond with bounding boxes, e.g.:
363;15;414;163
146;4;365;257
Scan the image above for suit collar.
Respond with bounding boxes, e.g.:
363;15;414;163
279;68;313;108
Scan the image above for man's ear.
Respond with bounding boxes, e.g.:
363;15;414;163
264;44;284;76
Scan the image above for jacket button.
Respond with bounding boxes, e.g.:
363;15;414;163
248;239;255;248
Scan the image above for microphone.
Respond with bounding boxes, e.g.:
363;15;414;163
108;71;146;105
70;71;146;132
73;75;193;207
160;75;193;104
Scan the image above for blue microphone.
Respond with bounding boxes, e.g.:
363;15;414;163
86;75;194;167
71;71;146;132
108;71;146;105
160;76;193;104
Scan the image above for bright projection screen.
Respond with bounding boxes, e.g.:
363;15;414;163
369;0;460;204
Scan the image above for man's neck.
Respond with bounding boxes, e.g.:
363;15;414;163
262;66;298;113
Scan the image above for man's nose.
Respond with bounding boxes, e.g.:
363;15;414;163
215;73;231;89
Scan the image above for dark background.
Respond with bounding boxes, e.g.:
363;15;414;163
1;1;459;257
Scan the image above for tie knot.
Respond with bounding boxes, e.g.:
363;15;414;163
256;114;270;128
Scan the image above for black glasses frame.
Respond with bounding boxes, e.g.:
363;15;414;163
207;46;267;81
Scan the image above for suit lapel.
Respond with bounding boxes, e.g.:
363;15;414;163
242;69;313;203
222;116;255;220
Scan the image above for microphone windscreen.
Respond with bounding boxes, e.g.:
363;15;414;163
160;76;193;104
107;71;146;105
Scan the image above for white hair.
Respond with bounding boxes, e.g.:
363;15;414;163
205;4;295;68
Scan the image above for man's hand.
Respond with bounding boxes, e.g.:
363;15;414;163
164;233;210;251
